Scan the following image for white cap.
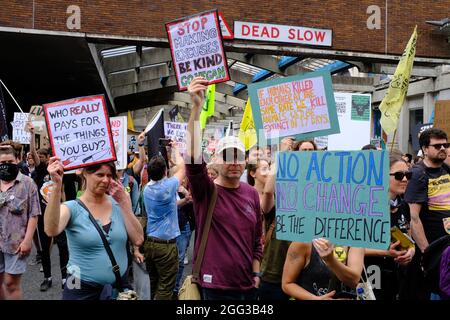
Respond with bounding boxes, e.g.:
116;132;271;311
215;136;246;154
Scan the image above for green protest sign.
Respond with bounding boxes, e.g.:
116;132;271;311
275;150;390;249
248;70;340;145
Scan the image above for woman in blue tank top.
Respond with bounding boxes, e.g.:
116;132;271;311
44;157;144;300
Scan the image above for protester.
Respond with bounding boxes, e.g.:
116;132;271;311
240;146;263;183
173;178;194;297
364;149;415;300
0;145;40;299
143;143;185;300
256;139;292;300
206;163;219;180
293;139;317;151
405;128;450;299
186;77;263;300
44;158;144;300
282;238;364;300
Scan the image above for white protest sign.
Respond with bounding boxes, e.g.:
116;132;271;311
164;121;187;154
43;95;116;171
29;105;47;135
166;9;230;91
110;116;128;170
12;112;31;144
327;93;372;150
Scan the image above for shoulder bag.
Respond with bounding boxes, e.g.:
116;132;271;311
178;184;217;300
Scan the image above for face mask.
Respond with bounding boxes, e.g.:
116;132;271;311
0;163;19;181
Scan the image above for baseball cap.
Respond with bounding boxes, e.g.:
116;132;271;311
215;136;245;155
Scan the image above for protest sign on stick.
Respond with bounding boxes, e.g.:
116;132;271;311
43;95;116;171
110;116;128;170
166;9;230;91
248;71;340;145
275;150;390;250
12;112;31;144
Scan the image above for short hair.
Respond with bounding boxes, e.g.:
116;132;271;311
148;155;167;181
419;128;447;149
293;140;317;151
37;148;49;156
206;163;219;175
0;145;17;159
403;153;413;163
0;140;22;158
361;144;378;150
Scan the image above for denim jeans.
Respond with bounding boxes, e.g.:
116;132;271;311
174;223;192;293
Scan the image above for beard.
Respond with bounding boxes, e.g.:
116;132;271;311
429;151;447;164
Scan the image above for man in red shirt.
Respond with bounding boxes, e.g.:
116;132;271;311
185;77;263;300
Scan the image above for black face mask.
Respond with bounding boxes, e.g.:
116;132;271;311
0;163;19;181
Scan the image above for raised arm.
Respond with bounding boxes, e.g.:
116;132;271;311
27;121;40;167
108;179;144;247
282;242;336;300
261;137;294;214
170;143;186;183
133;131;146;176
186;77;208;162
44;157;71;236
312;238;363;288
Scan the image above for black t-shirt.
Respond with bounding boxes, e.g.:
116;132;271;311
404;162;450;244
31;162;49;207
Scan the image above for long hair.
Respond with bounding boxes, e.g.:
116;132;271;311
247;157;270;186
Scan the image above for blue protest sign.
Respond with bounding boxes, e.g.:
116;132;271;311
275;150;390;249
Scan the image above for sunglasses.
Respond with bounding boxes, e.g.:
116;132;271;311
389;171;412;181
429;143;450;150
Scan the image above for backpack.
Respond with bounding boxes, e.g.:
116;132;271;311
440;246;450;299
422;234;450;294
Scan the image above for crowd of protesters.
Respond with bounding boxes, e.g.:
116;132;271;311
0;76;449;300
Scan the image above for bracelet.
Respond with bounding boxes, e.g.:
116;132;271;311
252;271;262;278
138;143;144;147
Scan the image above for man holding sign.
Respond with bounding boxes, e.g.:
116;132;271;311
185;77;262;300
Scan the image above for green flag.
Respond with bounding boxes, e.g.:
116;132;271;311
200;84;215;129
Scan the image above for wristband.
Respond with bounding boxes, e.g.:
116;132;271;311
252;271;262;277
138;143;144;147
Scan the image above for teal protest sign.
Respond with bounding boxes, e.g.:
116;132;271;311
248;70;340;145
275;150;390;249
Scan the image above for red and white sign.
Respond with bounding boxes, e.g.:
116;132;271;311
218;12;233;39
234;21;332;47
43;95;117;171
166;10;230;91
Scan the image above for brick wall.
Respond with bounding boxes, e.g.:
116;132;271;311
1;0;449;57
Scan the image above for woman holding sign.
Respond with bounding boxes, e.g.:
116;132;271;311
364;150;415;300
282;237;364;299
44;157;144;300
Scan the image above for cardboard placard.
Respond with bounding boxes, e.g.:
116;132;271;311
434;100;450;135
110;116;128;170
275;150;390;250
12;112;31;144
327;93;372;150
248;71;340;145
166;9;230;91
29;105;47;135
164;121;187;155
43;95;116;171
